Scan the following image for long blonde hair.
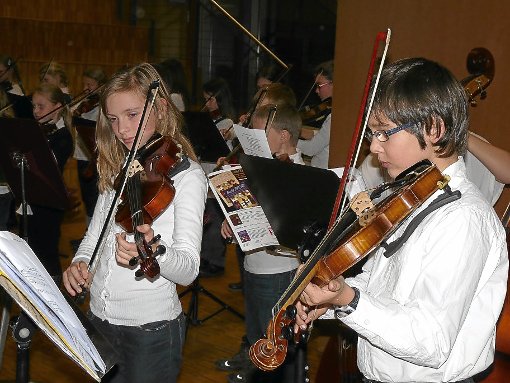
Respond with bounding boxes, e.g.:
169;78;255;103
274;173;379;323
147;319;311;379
32;83;72;128
96;63;197;192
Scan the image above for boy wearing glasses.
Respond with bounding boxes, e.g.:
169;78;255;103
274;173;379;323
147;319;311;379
297;60;334;168
295;57;508;383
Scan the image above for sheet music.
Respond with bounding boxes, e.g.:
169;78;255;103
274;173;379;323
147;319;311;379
233;124;273;159
208;166;279;251
0;231;106;381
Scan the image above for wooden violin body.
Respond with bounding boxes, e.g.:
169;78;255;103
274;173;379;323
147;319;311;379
115;134;181;232
115;134;182;278
250;161;450;371
300;97;332;129
73;93;100;117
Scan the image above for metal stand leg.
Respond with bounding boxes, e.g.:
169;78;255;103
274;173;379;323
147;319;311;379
295;342;309;383
179;278;244;328
0;289;12;370
11;312;36;383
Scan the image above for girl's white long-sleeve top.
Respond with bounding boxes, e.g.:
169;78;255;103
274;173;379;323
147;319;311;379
73;160;208;326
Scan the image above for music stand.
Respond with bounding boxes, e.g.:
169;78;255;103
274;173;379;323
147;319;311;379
181;111;230;163
5;95;33;120
179;112;243;328
0;117;70;383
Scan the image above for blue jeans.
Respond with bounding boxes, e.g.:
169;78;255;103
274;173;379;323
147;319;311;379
244;269;296;346
88;312;186;383
244;269;298;383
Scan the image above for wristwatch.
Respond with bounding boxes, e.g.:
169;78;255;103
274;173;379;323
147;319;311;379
334;286;360;318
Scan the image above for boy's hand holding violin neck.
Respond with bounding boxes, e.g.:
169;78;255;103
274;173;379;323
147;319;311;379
295;274;355;330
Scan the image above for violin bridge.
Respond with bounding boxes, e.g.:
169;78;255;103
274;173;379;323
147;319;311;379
128;160;145;177
349;191;375;218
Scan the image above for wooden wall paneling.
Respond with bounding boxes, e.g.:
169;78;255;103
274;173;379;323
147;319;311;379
331;0;510;214
0;0;119;25
0;17;149;94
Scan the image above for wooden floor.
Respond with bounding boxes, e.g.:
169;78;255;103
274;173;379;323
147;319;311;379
0;159;331;382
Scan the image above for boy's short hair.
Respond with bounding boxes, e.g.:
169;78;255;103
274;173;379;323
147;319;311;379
315;60;334;81
254;83;297;108
372;57;469;157
253;103;302;145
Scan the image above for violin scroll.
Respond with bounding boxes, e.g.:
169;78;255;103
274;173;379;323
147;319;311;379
249;305;301;371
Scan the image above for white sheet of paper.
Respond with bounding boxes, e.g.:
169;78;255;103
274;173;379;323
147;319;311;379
233;124;272;159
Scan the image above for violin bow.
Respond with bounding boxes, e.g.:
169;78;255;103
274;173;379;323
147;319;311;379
37;84;105;122
75;81;160;301
39;57;54;83
209;0;288;70
297;69;323;112
328;29;392;229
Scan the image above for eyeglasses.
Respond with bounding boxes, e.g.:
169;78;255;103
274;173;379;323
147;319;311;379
316;81;332;90
364;122;414;143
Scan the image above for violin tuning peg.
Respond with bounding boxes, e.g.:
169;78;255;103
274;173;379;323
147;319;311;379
129;256;140;267
281;326;294;341
147;234;161;246
154;245;166;257
285;305;297;319
135;269;144;278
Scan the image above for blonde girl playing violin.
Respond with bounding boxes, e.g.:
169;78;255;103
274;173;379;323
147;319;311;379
63;63;208;383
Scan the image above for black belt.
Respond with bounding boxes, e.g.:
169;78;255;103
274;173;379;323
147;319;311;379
363;378;474;383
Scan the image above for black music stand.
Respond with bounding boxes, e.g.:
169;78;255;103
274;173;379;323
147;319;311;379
179;112;243;328
0;117;70;383
182;111;230;163
5;95;33;120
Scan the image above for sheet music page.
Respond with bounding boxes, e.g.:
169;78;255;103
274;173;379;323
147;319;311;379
0;231;106;381
233;124;273;159
208;166;279;252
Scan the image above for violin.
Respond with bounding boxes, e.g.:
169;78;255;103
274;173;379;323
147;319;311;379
114;133;183;278
249;160;451;371
73;93;100;117
300;97;332;127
